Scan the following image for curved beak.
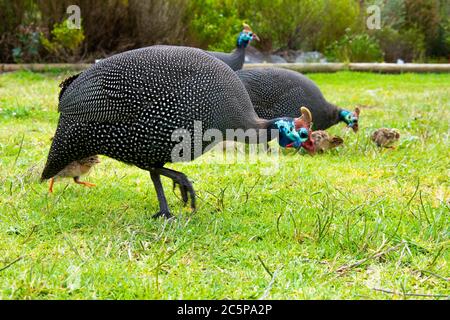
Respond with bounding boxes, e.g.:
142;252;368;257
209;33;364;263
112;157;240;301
301;138;315;155
348;121;358;133
349;110;359;133
286;135;315;154
252;33;260;42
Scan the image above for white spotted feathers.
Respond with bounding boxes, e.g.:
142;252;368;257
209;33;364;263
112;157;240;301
42;45;264;180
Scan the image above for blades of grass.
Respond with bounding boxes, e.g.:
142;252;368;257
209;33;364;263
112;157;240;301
11;133;25;170
257;255;273;277
372;287;449;299
336;242;405;273
0;256;24;273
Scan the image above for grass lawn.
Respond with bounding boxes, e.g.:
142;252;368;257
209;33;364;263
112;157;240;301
0;70;448;299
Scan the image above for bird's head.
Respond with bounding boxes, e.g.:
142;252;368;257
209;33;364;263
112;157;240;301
272;107;314;153
340;107;360;132
237;23;260;48
273;119;302;148
78;155;100;167
311;131;344;153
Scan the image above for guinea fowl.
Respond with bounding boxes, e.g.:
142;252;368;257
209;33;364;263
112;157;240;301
41;45;314;219
237;68;360;132
207;23;259;71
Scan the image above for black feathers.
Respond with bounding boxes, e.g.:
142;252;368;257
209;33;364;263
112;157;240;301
58;73;81;101
237;68;342;130
42;45;263;180
207;47;246;71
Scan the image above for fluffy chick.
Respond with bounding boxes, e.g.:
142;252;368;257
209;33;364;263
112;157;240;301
371;128;400;148
311;130;344;153
49;156;100;193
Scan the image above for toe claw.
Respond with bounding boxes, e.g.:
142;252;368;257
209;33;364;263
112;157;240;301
152;210;173;219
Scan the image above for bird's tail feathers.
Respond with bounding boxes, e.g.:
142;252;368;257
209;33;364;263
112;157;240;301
41;117;89;181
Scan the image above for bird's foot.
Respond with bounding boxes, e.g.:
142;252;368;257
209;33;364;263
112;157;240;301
172;177;196;211
75;180;96;188
152;210;173;219
172;180;188;206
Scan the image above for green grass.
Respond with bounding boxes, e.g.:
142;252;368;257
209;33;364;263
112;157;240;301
0;70;449;299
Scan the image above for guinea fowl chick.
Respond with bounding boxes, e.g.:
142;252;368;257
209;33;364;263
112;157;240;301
371;128;400;148
311;130;344;153
48;156;100;193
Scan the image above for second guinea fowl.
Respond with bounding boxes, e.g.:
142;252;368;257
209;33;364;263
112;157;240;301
48;155;100;193
311;131;344;153
207;23;259;71
41;45;314;219
237;68;360;132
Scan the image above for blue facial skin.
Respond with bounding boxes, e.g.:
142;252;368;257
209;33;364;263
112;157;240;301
339;110;358;128
237;31;254;48
274;119;306;148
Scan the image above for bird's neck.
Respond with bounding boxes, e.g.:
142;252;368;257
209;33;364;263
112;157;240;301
338;109;352;125
237;38;250;49
327;103;343;127
257;117;294;145
231;46;246;61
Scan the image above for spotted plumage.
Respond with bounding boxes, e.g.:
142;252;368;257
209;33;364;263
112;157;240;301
371;128;400;148
237;68;361;132
207;24;259;71
311;131;344;153
42;45;313;218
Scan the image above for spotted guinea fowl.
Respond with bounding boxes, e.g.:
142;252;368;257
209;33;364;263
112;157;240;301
41;45;314;219
237;67;360;132
48;155;100;193
207;23;259;71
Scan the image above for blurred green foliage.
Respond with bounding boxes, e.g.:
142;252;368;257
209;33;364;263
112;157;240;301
0;0;449;63
371;0;448;62
186;0;241;52
374;27;426;62
11;26;41;63
325;29;383;63
40;19;85;61
187;0;360;53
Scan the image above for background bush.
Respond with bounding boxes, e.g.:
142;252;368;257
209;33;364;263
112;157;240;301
40;19;85;62
374;27;426;62
185;0;241;52
0;0;449;63
371;0;449;62
325;29;384;63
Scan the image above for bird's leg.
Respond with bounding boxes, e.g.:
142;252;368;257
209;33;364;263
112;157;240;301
149;170;173;219
49;178;55;193
73;176;96;187
172;180;189;205
154;167;196;211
